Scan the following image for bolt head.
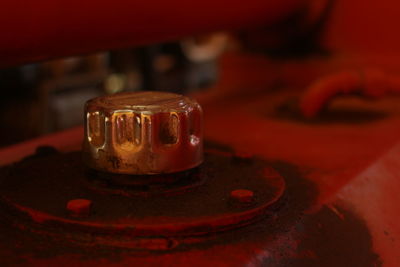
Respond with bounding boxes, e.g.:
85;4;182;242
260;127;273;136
67;199;92;217
230;189;254;204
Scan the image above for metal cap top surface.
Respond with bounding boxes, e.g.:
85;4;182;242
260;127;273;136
92;91;196;112
83;91;203;175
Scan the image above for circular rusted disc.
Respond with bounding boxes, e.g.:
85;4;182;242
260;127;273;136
0;150;285;249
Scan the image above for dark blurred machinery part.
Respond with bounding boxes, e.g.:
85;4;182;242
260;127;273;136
239;0;332;56
0;33;230;147
0;0;327;147
0;1;331;147
0;53;108;146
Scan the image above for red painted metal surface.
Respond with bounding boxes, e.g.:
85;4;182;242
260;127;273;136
1;1;400;265
1;53;400;266
198;53;400;266
322;0;400;55
0;0;306;67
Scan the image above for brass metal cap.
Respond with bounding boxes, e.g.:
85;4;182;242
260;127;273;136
83;91;203;174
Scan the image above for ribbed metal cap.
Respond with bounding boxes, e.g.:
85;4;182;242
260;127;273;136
83;91;203;175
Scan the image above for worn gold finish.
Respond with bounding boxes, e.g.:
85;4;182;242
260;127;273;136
83;91;203;174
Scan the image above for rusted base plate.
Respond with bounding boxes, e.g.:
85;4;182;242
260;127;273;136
0;148;285;250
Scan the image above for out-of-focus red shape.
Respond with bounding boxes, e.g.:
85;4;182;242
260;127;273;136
0;0;307;67
322;0;400;55
300;69;400;118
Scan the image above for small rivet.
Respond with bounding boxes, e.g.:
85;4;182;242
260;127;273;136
66;199;92;217
230;189;254;204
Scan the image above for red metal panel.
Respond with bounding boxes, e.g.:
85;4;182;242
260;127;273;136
322;0;400;55
0;0;306;67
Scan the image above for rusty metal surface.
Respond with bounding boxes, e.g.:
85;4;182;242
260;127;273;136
0;149;285;251
1;53;400;266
